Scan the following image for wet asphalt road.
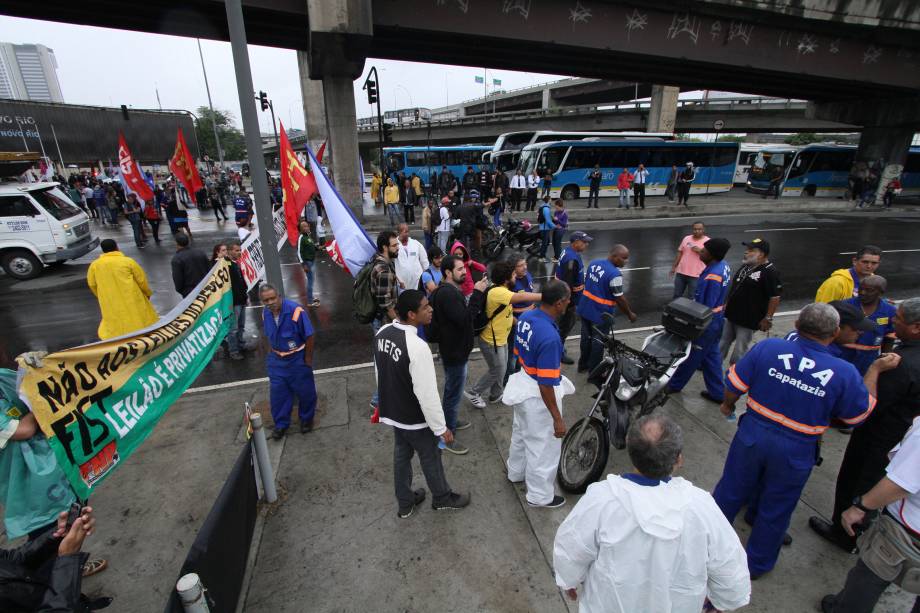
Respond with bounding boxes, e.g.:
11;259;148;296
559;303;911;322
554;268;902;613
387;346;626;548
1;209;919;387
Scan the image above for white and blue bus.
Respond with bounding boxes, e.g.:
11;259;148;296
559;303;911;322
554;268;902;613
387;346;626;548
383;145;493;182
747;144;920;198
519;140;739;200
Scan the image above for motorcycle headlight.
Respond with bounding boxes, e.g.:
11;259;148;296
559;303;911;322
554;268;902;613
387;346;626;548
615;379;637;401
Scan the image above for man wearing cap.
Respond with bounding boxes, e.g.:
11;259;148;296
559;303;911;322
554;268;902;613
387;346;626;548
713;302;897;579
720;238;783;365
555;231;592;364
839;275;897;376
667;238;732;403
786;300;879;359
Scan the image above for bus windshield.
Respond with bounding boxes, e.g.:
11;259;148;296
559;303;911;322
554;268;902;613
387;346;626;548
520;148;539;175
753;151;791;170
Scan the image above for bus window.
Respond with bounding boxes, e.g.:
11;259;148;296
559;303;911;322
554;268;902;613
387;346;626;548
386;152;405;172
426;151;441;167
711;146;739;167
540;147;566;174
598;148;624;169
407;152;427;167
905;152;920;173
788;150;817;178
520;149;539;175
563;147;599;170
621;148;641;168
465;150;483;165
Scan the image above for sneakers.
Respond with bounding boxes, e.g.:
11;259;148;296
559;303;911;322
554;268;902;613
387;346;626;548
432;491;471;511
270;427;287;440
528;495;566;509
464;390;487;409
487;393;503;404
455;419;472;431
443;440;469;455
398;488;427;518
300;420;314;434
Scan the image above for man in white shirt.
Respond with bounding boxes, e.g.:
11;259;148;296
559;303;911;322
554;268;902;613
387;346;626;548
821;415;920;613
510;169;526;212
81;183;97;220
633;163;650;209
436;197;452;252
394;223;429;291
526;170;541;212
553;412;750;613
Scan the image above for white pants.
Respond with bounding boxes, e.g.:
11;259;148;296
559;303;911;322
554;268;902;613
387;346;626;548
507;397;561;505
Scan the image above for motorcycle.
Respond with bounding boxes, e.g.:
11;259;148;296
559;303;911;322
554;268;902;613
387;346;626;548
482;217;542;261
557;299;712;494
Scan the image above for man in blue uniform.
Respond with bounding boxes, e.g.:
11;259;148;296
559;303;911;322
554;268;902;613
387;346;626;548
667;238;732;403
261;284;318;439
555;231;592;365
840;275;897;375
576;244;638;374
712;302;900;579
233;186;254;227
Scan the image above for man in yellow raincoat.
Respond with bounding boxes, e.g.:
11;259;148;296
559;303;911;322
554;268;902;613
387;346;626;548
87;239;158;340
370;172;382;206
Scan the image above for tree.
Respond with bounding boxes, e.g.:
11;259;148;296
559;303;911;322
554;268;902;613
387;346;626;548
717;135;747;143
194;106;247;162
784;132;821;146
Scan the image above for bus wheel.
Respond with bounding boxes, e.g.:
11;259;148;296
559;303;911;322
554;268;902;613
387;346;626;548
561;185;579;201
801;185;816;197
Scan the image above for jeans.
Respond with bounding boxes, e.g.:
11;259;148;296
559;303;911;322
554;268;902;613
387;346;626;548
423;231;432;250
634;183;646;208
579;316;611;374
148;219;161;243
471;338;508;401
441;361;468;432
827;558;920;613
587;185;600;208
393;427;452;510
227;304;245;353
539;229;552;258
618;190;630;208
672;273;699;299
370;318;384;407
126;212;143;246
719;320;756;365
301;262;316;301
387;204;401;226
107;206;119;224
552;228;565;259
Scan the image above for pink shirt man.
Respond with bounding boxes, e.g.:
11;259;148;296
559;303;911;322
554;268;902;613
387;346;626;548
675;233;709;277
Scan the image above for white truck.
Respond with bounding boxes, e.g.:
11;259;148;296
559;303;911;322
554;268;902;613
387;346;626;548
0;173;99;280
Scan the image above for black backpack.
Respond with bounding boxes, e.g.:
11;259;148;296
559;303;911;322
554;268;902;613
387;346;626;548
472;286;509;349
425;286;443;342
430;204;442;232
535;203;550;226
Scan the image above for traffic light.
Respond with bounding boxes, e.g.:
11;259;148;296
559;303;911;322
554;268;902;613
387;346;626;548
366;80;378;105
414;108;420;121
258;91;269;112
383;123;394;143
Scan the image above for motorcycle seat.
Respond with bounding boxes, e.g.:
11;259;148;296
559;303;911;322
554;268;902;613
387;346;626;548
642;331;687;363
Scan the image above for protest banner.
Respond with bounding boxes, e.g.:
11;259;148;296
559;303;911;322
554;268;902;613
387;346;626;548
16;261;234;500
238;205;287;291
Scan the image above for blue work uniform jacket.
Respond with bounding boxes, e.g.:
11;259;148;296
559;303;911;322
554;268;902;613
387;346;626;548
263;299;313;370
695;260;731;322
576;259;623;324
555;247;585;294
512;272;535;315
840;297;898;375
514;309;563;387
725;336;875;438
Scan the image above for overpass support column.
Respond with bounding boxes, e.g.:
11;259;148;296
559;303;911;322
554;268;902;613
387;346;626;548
541;88;558;110
808;97;920;205
306;0;372;219
647;85;678;133
296;51;329;161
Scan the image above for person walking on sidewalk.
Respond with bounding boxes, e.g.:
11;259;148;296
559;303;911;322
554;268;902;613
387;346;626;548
617;168;634;209
375;290;471;518
298;221;320;307
665;164;679;203
261;285;318;440
384;178;400;227
670;221;709;299
677;162;695;207
122;193;146;249
632;163;649;209
506;280;574;509
466;261;541;409
587;164;602;209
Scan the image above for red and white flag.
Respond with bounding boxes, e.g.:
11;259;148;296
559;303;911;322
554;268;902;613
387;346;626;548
305;146;375;276
117;132;154;201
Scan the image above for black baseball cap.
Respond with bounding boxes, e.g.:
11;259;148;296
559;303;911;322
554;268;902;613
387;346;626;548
829;300;877;332
569;231;594;243
743;238;770;255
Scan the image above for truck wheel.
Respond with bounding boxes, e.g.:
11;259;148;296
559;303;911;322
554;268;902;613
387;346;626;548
1;250;43;280
561;185;579;201
801;185;817;197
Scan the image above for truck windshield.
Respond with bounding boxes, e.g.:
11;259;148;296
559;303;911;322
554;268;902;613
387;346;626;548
31;187;83;220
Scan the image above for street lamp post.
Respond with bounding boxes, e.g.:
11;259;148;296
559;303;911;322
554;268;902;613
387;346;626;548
197;39;225;171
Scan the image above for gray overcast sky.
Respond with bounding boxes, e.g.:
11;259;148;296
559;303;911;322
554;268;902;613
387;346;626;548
0;16;571;135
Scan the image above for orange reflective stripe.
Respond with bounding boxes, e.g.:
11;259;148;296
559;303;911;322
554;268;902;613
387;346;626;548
712;305;724;313
583;289;614;306
704;273;723;282
292;306;303;322
841;343;881;351
840;394;877;425
727;365;749;392
272;344;305;357
572;284;585;292
517;356;560;379
746;397;827;435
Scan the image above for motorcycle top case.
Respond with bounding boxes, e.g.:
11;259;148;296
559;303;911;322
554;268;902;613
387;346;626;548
661;298;712;341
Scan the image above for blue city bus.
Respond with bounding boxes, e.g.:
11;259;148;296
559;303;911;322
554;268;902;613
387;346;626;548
519;140;739;200
746;144;920;198
383;145;493;182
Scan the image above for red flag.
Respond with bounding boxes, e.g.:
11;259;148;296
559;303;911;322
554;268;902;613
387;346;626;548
316;141;326;163
117;132;154;201
280;122;318;246
168;128;203;195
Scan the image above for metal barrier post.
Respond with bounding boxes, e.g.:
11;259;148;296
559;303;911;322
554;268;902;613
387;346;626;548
249;413;278;503
177;573;211;613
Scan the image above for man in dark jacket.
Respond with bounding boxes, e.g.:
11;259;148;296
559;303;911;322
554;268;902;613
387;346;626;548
226;242;249;359
0;506;111;612
462;166;477;198
170;232;211;297
429;255;487;455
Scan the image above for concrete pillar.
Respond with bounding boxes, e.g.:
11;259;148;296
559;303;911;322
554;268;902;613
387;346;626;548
541;88;558;110
647;85;679;133
322;76;362;216
296;51;329;157
855;126;914;205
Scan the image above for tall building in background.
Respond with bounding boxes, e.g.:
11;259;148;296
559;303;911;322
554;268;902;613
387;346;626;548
0;43;64;103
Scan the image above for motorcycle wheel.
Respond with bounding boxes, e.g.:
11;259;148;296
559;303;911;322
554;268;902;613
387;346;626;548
558;417;609;494
483;239;503;261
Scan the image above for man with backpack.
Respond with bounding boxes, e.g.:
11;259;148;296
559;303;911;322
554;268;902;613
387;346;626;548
465;260;542;409
427;255;488;455
358;231;400;413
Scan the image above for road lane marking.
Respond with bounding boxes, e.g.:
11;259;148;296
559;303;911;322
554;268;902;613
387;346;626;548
743;227;817;232
839;248;920;255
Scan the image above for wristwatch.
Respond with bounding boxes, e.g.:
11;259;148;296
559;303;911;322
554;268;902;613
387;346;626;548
852;495;876;514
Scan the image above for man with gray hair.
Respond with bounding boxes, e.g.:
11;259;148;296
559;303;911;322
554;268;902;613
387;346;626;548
553;413;750;612
713;302;900;579
811;296;920;553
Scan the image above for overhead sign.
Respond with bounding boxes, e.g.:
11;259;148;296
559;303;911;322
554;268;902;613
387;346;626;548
713;119;725;131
